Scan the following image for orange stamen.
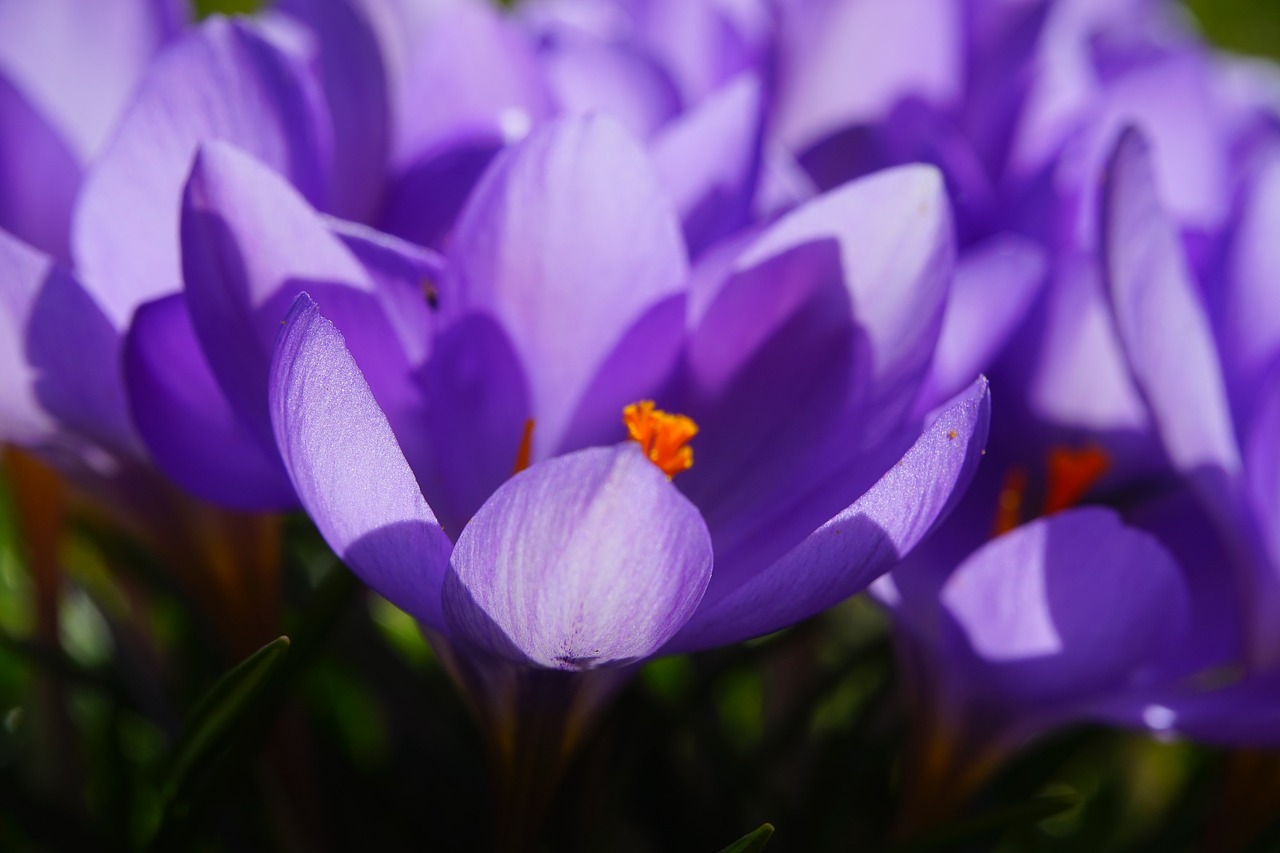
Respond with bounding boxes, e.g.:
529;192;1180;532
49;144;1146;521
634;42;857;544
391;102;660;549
512;418;535;474
623;400;698;478
1044;445;1110;515
992;466;1028;537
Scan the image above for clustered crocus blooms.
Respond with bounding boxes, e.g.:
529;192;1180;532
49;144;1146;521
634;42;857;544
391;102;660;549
5;0;1280;844
773;0;1280;818
1;0;996;793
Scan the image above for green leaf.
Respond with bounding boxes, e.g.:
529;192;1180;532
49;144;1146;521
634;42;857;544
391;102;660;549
192;0;262;18
158;635;290;809
891;793;1078;853
717;822;775;853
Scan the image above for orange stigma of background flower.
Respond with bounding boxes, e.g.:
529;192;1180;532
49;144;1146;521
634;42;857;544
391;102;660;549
991;444;1111;536
623;401;698;478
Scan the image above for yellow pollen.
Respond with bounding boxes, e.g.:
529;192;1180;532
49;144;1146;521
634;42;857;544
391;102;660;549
623;401;698;478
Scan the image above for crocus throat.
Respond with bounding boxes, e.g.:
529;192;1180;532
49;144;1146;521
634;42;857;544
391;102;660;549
992;445;1111;536
1043;445;1110;515
623;401;698;478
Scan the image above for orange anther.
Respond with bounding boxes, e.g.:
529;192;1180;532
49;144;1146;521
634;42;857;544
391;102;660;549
623;401;698;478
512;418;535;475
1044;445;1110;515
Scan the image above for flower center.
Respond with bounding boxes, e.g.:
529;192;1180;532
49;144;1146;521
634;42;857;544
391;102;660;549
623;401;698;478
992;444;1110;536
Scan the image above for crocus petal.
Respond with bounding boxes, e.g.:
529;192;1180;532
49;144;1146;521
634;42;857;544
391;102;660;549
652;72;763;255
914;234;1045;415
774;0;963;153
541;35;681;141
417;314;531;536
72;17;332;327
624;0;770;104
277;0;390;222
379;132;503;249
393;1;551;166
1016;255;1153;443
0;0;183;162
1063;53;1233;242
0;229;134;455
1224;150;1280;407
1102;128;1242;487
181;141;412;447
447;115;688;457
271;294;452;629
443;444;713;670
700;162;953;447
1246;362;1280;575
124;294;295;509
671;376;990;652
938;507;1187;708
326;217;443;369
0;230;63;444
0;73;80;261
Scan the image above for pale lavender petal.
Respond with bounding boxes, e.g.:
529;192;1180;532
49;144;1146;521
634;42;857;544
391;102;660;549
652;72;763;255
774;0;963;153
0;229;135;455
676;165;954;586
181;142;411;446
541;34;681;141
724;163;953;443
914;234;1046;415
443;444;713;670
0;0;183;163
0;72;80;261
124;294;295;510
379;132;503;249
278;0;390;222
327;217;443;368
0;229;61;444
72;18;332;327
447;115;688;457
624;0;770;104
671;377;990;652
1062;52;1233;241
1016;255;1154;452
1224;149;1280;406
1102;128;1242;486
271;294;452;629
938;508;1187;708
392;1;551;167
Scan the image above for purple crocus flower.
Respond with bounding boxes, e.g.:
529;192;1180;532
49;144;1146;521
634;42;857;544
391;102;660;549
879;506;1189;822
819;2;1280;814
2;2;776;517
1097;125;1280;742
270;112;989;660
258;112;990;792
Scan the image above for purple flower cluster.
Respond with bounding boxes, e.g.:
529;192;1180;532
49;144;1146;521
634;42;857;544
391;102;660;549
2;0;1279;788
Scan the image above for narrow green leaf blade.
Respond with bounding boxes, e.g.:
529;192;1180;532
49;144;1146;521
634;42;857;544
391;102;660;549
892;793;1078;853
161;635;291;804
717;822;775;853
